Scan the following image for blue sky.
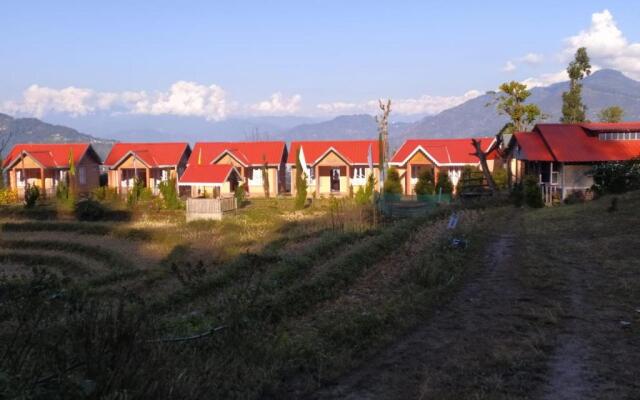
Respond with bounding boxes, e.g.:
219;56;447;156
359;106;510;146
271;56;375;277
2;1;639;119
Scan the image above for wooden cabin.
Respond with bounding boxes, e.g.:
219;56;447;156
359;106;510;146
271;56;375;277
186;142;287;197
103;142;191;195
389;138;496;195
3;143;101;197
287;140;380;197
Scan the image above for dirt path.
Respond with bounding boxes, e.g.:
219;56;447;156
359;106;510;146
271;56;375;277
312;233;525;400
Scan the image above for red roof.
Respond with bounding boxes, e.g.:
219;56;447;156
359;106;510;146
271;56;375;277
189;141;286;167
286;140;379;165
104;142;190;168
3;143;95;169
512;132;554;161
178;164;238;184
390;137;496;166
514;123;640;162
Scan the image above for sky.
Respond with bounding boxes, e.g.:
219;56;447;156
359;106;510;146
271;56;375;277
1;1;640;121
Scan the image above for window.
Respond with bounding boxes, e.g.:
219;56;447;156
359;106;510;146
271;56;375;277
352;167;366;182
249;167;263;185
78;167;86;185
161;169;169;181
599;131;640;141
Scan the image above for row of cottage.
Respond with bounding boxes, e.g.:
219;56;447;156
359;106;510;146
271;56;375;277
3;122;640;200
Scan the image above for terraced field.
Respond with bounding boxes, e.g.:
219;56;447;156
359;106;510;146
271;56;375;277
0;198;501;399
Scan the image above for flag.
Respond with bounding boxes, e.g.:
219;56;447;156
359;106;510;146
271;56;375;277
198;148;203;165
298;145;308;180
367;143;373;171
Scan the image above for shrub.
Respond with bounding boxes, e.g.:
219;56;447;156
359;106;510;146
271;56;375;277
590;158;640;194
564;190;586;205
159;177;182;209
523;175;544;208
24;184;39;208
126;178;152;207
235;184;246;205
435;170;453;194
55;180;70;200
492;167;508;190
74;198;106;221
355;174;376;205
510;182;524;207
456;165;479;194
92;186;119;202
414;169;435;195
0;188;19;205
383;168;402;195
294;148;308;210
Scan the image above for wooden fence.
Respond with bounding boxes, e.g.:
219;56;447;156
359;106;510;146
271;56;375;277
186;196;237;222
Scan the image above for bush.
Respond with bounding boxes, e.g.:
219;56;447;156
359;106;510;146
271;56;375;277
55;180;70;200
235;184;246;205
456;165;479;194
523;175;544;208
414;169;435;195
492;167;508;190
435;170;453;194
24;184;39;208
383;168;402;195
0;188;19;205
126;178;152;207
590;158;640;194
510;182;524;207
74;198;106;221
159;177;182;209
92;186;119;202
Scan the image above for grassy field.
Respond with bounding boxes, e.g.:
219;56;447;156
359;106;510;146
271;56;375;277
1;193;638;399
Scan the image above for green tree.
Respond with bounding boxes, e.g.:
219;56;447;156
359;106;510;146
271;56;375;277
435;170;453;194
261;157;270;198
383;168;402;195
294;147;307;209
159;177;182;209
414;169;435;195
495;81;543;134
355;173;376;205
561;47;591;123
598;106;624;123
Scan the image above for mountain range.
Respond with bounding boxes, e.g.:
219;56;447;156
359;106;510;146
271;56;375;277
2;69;640;157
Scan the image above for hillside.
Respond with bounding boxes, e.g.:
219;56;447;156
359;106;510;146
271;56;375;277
0;113;114;159
400;69;640;140
279;114;410;142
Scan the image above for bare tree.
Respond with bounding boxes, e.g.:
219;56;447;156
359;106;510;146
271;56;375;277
375;99;391;190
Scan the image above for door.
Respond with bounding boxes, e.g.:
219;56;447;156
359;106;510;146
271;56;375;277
330;168;341;192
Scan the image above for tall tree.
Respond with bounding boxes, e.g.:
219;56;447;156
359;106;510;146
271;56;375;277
598;106;624;123
375;99;391;191
561;47;592;123
495;81;543;133
475;81;543;192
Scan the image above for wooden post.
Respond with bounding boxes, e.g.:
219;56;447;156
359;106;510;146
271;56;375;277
145;167;150;189
40;168;45;195
315;164;319;196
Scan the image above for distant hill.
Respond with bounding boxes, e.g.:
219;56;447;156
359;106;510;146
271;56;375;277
278;114;411;142
400;69;640;141
0;113;114;159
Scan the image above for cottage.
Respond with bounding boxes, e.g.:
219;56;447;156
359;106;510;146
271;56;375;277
186;141;287;197
288;140;380;197
389;138;496;195
103;142;191;195
3;143;101;197
507;123;640;201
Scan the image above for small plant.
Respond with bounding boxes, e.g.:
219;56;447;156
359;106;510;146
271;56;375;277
415;169;435;195
159;177;182;209
92;186;119;202
383;168;402;195
74;198;106;221
510;182;524;207
435;170;454;194
55;180;70;200
523;175;544;208
355;174;376;205
24;184;39;208
295;148;308;210
126;178;151;207
235;183;246;205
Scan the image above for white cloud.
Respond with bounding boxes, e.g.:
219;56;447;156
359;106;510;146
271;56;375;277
502;61;516;72
2;81;232;121
316;90;482;116
522;70;568;89
520;53;544;65
563;9;640;79
250;92;301;114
